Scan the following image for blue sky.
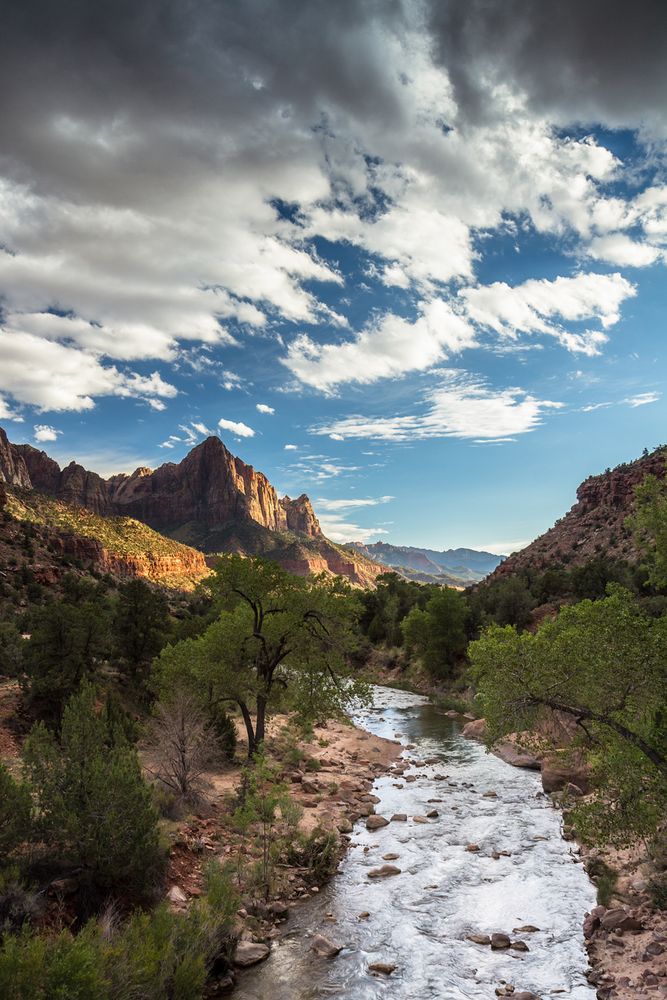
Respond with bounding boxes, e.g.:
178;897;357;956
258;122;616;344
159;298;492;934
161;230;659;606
1;1;666;554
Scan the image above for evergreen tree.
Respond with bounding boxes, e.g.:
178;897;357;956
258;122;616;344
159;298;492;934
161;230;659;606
113;580;170;685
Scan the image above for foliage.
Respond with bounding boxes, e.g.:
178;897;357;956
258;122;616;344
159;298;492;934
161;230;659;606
21;600;111;722
232;751;301;900
0;863;238;999
401;587;468;678
284;827;339;883
156;556;368;756
113;580;170;685
0;624;24;678
0;765;32;870
22;684;163;904
358;572;437;647
470;587;667;844
629;468;667;589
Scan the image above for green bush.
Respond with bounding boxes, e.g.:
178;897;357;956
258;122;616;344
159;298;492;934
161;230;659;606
22;685;164;906
0;764;31;867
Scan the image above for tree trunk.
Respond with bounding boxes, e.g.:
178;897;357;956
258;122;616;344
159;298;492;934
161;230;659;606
254;694;267;751
237;700;257;758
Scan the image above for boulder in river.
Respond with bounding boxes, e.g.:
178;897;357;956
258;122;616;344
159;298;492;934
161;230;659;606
233;941;270;966
368;962;397;975
465;843;480;852
490;933;511;949
368;864;401;878
511;940;530;951
311;935;342;958
391;813;407;822
366;815;389;831
412;815;430;824
467;934;491;945
461;718;486;741
513;924;540;933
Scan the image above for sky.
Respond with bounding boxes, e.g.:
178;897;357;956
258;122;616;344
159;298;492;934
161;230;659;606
1;0;667;554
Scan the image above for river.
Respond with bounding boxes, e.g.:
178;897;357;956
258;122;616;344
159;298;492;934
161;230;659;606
234;686;596;999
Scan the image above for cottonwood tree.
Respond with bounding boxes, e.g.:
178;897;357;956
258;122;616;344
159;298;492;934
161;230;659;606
469;587;667;843
156;556;367;757
401;587;468;677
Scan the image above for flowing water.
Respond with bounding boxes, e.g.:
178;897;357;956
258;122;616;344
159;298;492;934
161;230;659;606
234;687;596;1000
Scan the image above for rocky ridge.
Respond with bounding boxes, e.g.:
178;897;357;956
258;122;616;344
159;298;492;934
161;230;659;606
0;428;384;586
486;447;667;582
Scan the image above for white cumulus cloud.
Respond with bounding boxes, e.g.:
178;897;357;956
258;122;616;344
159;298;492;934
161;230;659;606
34;424;61;442
218;417;255;438
256;403;275;414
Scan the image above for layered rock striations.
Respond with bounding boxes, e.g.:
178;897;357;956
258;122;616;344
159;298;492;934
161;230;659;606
0;430;380;585
487;447;667;582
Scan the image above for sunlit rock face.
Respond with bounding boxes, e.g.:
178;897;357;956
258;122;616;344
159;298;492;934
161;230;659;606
0;427;382;585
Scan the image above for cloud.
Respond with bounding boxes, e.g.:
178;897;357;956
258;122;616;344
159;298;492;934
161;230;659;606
624;392;661;408
0;329;177;412
587;234;662;267
218;417;255;438
315;496;394;511
0;396;23;421
283;299;475;392
256;403;275;414
461;272;636;355
312;370;563;442
316;511;389;544
284;443;298;451
34;423;60;442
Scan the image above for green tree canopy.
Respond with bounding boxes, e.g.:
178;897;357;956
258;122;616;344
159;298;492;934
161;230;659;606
112;579;170;685
156;556;367;756
629;465;667;589
469;587;667;843
400;587;468;678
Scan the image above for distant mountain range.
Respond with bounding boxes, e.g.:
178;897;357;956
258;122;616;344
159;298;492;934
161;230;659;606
348;541;505;586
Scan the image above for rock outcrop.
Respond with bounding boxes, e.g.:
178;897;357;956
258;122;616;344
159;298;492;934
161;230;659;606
0;428;382;586
487;447;667;580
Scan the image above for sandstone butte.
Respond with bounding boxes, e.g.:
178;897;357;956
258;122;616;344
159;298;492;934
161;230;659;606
0;426;385;588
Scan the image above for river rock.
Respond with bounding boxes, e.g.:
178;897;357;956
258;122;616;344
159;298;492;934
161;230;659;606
358;911;370;920
465;843;480;853
382;853;400;860
493;740;541;769
540;751;590;794
511;940;530;951
366;815;389;831
412;815;429;824
513;925;540;933
234;941;270;966
599;907;643;932
467;934;491;945
483;790;498;798
426;809;439;818
462;718;486;741
368;962;397;975
337;817;353;833
391;813;407;822
490;933;511;949
311;935;342;958
368;864;401;879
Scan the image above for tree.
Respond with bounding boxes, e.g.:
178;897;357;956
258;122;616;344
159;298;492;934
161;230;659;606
143;691;219;804
0;764;31;869
156;556;366;757
401;587;468;677
113;580;170;685
0;623;23;678
22;601;110;722
629;466;667;589
469;587;667;843
22;684;163;904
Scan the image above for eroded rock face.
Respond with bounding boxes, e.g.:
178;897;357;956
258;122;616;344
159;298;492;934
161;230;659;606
486;447;667;580
0;429;32;488
0;428;384;586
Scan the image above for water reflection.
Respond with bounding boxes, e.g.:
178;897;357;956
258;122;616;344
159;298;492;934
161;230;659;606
234;687;596;999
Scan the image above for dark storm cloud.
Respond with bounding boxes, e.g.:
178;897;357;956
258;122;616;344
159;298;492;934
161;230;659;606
425;0;667;134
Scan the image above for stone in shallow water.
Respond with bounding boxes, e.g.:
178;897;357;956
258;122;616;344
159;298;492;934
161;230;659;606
511;940;530;951
233;941;270;966
368;962;397;975
391;813;407;822
467;934;491;945
490;933;511;949
311;935;342;958
513;924;540;933
366;815;389;831
382;852;400;860
368;864;401;879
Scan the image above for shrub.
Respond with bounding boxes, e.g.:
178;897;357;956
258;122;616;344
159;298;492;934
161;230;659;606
0;764;31;867
23;685;164;906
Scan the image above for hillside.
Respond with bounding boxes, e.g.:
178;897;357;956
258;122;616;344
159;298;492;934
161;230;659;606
0;428;385;587
487;446;667;583
1;484;209;592
349;541;504;585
